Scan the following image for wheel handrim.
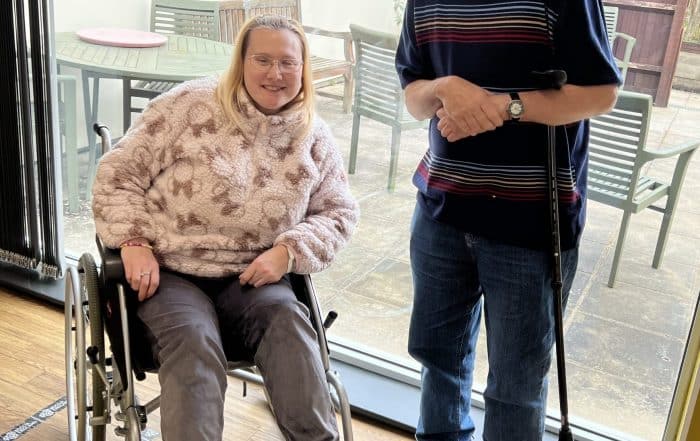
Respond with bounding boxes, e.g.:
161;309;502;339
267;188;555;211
79;253;106;441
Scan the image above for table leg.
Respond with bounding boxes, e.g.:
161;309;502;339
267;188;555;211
123;78;132;132
59;75;79;214
81;70;100;199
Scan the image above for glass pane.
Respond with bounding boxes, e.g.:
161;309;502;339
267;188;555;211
552;90;700;438
53;1;700;440
56;1;149;261
306;5;700;441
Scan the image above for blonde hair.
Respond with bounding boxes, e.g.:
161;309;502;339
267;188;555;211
216;14;315;139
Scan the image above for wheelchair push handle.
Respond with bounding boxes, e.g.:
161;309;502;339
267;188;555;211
93;122;113;155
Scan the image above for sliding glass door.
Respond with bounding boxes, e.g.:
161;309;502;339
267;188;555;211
52;1;700;439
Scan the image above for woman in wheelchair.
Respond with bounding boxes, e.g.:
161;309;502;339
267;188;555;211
91;14;358;441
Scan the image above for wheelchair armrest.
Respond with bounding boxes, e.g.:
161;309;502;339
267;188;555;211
96;235;125;283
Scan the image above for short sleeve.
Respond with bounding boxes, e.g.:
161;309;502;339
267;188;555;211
395;0;432;88
554;0;622;86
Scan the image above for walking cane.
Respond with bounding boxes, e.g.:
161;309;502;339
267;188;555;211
532;68;573;441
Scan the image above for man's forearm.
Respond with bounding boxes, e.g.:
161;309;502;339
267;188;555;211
406;78;618;126
404;78;445;120
519;84;618;126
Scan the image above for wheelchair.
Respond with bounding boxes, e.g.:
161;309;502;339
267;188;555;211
64;124;354;441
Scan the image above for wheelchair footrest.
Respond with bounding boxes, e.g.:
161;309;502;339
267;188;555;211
114;405;147;436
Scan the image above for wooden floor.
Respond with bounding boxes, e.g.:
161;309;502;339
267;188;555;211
0;287;414;441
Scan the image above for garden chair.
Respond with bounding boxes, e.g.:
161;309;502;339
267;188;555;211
123;0;221;129
348;23;427;191
587;90;699;287
603;5;636;86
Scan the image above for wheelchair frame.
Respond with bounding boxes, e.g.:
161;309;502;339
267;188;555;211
65;124;354;441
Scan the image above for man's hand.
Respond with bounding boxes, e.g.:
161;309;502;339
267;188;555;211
435;77;508;141
239;245;289;288
121;246;160;302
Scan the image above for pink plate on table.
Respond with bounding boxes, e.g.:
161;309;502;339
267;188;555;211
76;28;167;48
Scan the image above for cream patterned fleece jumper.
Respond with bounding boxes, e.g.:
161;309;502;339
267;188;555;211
92;77;359;277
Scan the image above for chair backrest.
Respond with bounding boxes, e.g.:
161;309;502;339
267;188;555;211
349;24;409;125
218;0;300;43
588;91;653;205
603;5;619;46
151;0;221;40
246;0;300;21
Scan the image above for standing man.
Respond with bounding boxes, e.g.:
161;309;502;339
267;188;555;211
396;1;621;440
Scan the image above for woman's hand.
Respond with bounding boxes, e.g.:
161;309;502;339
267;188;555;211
239;245;289;288
121;245;160;301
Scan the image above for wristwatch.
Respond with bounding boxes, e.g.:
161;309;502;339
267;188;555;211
507;92;524;121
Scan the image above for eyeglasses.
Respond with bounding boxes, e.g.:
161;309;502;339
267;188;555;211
247;54;303;74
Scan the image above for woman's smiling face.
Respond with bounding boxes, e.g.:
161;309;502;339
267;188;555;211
243;28;303;115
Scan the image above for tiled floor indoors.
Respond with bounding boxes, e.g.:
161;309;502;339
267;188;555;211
62;85;700;440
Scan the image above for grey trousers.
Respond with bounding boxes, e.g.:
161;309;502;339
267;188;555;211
137;270;339;441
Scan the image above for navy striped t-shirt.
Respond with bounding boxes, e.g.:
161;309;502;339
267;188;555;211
396;0;621;250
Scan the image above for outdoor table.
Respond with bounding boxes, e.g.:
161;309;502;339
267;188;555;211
54;31;233;195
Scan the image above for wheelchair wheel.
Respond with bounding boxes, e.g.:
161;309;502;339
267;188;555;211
65;253;107;441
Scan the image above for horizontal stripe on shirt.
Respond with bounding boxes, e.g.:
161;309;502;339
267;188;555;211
415;150;579;203
414;1;557;45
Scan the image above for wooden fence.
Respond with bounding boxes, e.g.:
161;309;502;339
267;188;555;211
606;0;691;106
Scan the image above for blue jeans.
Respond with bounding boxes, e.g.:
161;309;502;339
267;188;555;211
408;203;578;441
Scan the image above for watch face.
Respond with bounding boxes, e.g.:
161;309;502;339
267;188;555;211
509;100;524;118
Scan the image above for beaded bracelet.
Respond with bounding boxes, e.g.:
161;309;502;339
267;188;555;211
119;241;153;250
